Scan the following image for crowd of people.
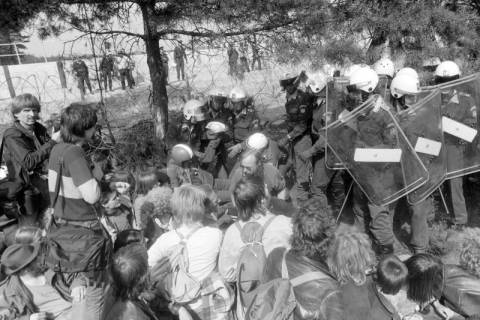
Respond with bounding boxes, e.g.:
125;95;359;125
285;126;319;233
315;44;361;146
0;55;480;320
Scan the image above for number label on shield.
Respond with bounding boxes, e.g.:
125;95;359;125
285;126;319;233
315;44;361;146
354;148;402;162
442;116;478;142
414;137;442;156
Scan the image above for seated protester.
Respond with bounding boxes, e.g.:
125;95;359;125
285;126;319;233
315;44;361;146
0;243;75;319
113;229;146;252
47;103;108;320
148;184;233;320
219;175;292;283
104;244;158;320
406;253;480;319
327;231;401;320
375;255;418;319
228;150;287;200
167;144;214;188
3;94;59;226
133;168;173;246
262;198;343;320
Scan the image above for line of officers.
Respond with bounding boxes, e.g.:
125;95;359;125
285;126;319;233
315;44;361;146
165;58;470;256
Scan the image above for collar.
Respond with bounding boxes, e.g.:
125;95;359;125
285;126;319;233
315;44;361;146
372;281;398;315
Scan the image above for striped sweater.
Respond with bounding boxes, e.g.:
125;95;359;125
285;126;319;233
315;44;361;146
48;143;101;221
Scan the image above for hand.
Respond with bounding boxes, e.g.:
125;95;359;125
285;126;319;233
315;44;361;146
432;301;455;320
52;130;62;142
71;285;86;303
227;143;243;158
30;313;49;320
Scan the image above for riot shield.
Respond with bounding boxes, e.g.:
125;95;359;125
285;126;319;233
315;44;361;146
325;78;350;169
396;90;447;204
421;73;480;179
327;94;429;206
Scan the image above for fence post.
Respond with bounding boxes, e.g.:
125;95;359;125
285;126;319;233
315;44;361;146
57;61;67;89
2;65;15;98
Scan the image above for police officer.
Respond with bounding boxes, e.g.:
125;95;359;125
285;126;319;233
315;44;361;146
390;72;434;253
72;57;93;98
373;58;395;99
435;61;472;230
226;87;262;170
179;99;209;152
206;89;234;129
167;144;214;188
299;71;346;212
277;71;316;205
195;121;231;179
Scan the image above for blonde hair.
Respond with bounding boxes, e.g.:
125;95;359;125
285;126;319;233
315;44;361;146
327;231;375;285
460;237;480;278
170;184;207;226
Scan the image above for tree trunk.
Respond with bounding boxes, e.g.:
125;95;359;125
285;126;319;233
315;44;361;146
140;1;168;141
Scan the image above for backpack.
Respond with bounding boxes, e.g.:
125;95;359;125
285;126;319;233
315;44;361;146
442;265;480;317
236;216;276;310
151;228;202;304
244;250;330;320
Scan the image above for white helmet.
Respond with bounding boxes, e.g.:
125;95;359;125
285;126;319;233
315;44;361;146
246;132;269;150
229;87;247;102
183;99;206;121
373;58;395;78
208;89;226;98
390;74;420;99
344;64;362;78
205;121;227;134
349;66;379;93
171;144;194;163
307;71;328;94
396;67;419;80
435;61;461;78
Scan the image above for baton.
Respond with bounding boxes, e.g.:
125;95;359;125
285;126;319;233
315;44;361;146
336;180;354;224
437;186;450;215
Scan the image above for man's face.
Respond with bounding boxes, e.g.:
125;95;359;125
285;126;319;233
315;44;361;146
15;108;38;128
232;100;245;113
241;154;259;177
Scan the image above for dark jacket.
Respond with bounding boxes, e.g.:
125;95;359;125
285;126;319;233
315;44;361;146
443;265;480;318
263;247;343;320
340;276;401;320
3;122;55;185
104;299;158;320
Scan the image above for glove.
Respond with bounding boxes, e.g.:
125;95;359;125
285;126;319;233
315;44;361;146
278;136;290;149
298;149;314;161
227;143;243;158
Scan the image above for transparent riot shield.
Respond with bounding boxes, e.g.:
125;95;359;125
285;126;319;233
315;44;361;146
327;94;429;206
421;73;480;179
325;78;350;169
396;90;447;204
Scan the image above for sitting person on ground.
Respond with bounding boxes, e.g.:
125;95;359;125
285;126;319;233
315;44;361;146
375;254;418;319
3;93;60;226
133;167;173;245
219;175;292;283
228;150;287;200
262;197;343;320
0;243;75;319
148;184;233;320
104;243;158;320
406;252;480;319
328;231;401;320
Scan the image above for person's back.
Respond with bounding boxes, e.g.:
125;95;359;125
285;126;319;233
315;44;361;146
264;247;342;320
72;60;87;76
174;46;184;61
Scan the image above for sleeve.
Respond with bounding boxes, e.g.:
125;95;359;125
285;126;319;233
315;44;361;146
218;225;243;282
4;131;56;172
198;138;221;163
67;147;101;204
271;169;286;195
147;233;170;267
305;133;326;157
287;122;309;140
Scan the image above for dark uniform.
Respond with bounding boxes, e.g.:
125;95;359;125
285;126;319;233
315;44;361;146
100;55;114;91
278;89;315;205
72;59;92;97
174;45;187;81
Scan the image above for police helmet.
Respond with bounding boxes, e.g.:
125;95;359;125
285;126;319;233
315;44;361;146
435;61;461;78
246;132;269;150
183;99;206;122
373;58;395;78
349;66;379;93
171;144;194;163
390;74;420;99
229;87;247;103
396;67;419;80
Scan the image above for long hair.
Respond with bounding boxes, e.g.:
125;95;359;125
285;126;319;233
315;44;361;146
290;197;334;262
460;238;480;278
170;184;207;226
405;253;444;304
110;243;149;300
135;167;160;196
327;232;375;285
232;175;266;222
